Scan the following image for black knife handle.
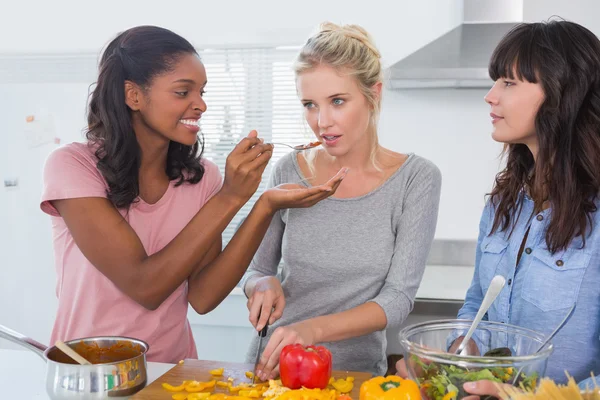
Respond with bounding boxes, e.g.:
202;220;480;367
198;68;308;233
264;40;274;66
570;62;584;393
259;322;269;337
257;310;270;337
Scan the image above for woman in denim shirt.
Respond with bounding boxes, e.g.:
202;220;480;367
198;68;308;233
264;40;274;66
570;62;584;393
458;20;600;395
398;19;600;397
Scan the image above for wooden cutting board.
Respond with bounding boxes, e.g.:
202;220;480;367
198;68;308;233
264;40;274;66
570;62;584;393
132;359;372;399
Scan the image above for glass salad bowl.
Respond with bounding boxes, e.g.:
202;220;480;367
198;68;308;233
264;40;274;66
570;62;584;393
398;319;553;400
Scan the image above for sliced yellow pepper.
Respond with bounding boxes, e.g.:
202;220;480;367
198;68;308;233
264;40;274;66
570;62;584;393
238;389;261;398
216;381;230;388
163;382;186;392
331;378;354;393
245;371;255;379
442;391;457;400
187;394;211;400
209;368;224;376
186;380;216;393
172;394;188;400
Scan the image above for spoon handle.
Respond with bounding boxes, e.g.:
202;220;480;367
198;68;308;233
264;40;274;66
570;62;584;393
55;340;92;365
456;275;506;355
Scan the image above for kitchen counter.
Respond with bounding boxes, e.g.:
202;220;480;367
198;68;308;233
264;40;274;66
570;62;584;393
0;349;175;399
227;264;475;302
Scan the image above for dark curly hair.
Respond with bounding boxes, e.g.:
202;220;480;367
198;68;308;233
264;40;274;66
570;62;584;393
86;25;205;209
488;19;600;253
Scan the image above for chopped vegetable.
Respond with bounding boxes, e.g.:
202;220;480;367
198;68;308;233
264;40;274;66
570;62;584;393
410;354;538;400
331;377;354;393
163;382;187;392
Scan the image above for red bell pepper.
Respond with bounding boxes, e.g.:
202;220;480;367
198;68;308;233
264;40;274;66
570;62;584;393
279;344;332;389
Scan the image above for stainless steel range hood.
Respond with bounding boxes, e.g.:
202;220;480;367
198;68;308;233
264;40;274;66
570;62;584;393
387;0;523;89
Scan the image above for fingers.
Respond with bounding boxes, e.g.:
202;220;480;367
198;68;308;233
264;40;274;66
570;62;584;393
462;380;502;396
257;300;272;332
322;167;349;188
247;129;258;139
257;328;298;380
231;135;262;154
395;359;409;378
240;142;274;165
246;146;273;172
269;296;285;325
248;291;277;331
248;292;264;329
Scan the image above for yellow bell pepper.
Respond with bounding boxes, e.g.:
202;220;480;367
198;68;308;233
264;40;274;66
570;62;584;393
359;375;421;400
245;371;255;379
172;394;188;400
210;368;225;376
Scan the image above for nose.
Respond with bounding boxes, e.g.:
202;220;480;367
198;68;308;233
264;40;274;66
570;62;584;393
484;81;500;105
193;94;207;113
317;107;333;130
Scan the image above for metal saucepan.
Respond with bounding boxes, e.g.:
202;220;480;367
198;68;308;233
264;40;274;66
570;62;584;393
0;324;148;399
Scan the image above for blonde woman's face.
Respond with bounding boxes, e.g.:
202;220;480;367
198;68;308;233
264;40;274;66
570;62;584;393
296;64;372;157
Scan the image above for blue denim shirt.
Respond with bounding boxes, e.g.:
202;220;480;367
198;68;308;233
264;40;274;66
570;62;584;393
458;194;600;384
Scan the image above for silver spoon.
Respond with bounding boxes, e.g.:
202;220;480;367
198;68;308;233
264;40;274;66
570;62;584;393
511;302;577;384
271;141;322;151
455;275;507;355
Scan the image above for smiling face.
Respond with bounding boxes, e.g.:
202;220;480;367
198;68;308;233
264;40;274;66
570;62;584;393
127;53;208;147
484;74;545;152
296;64;375;158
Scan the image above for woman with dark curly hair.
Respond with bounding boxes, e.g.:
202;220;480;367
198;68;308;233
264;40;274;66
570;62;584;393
40;25;346;363
397;19;600;397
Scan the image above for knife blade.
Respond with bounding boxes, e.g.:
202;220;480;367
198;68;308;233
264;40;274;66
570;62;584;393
252;312;269;384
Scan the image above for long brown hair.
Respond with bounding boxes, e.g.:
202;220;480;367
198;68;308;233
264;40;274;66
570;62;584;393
87;26;205;209
488;20;600;253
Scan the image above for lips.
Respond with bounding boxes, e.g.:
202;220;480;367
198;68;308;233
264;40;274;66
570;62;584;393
320;134;342;146
490;113;503;124
180;118;200;133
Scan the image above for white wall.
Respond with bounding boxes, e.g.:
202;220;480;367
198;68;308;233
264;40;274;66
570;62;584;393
0;0;463;68
524;0;600;34
379;88;503;239
0;0;465;352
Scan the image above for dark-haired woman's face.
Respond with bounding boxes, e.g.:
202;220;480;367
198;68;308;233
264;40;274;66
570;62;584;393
484;76;544;154
135;53;207;147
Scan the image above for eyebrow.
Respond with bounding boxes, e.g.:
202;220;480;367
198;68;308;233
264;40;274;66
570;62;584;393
301;93;350;102
172;79;208;86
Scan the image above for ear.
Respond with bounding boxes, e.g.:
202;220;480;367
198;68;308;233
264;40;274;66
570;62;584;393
124;80;142;111
371;81;383;102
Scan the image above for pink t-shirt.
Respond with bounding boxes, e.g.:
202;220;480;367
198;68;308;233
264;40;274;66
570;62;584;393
40;142;222;363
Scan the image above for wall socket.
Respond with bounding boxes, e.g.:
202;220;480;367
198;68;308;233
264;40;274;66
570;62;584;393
3;179;18;188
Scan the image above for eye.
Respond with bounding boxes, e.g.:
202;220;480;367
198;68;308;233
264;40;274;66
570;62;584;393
175;91;188;97
503;80;515;87
332;98;345;106
303;102;315;109
200;90;206;97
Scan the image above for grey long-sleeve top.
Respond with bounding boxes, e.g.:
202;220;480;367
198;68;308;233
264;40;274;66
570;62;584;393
240;151;442;375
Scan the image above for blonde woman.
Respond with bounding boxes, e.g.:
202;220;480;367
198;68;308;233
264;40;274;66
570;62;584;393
240;22;442;378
